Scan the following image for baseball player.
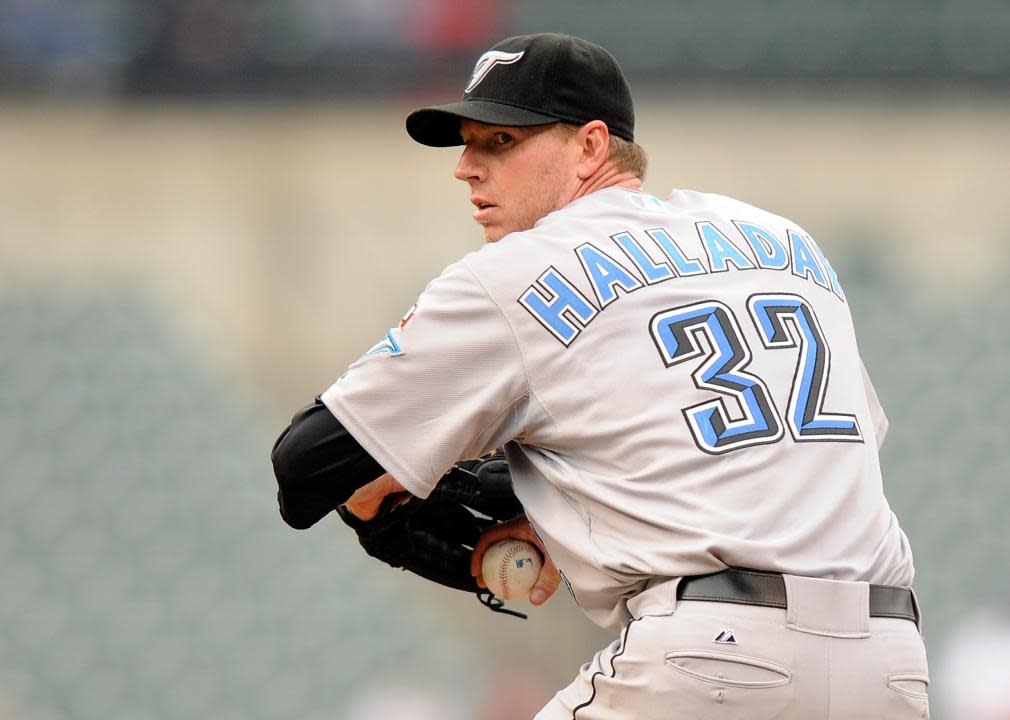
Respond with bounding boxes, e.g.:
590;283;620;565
272;33;929;719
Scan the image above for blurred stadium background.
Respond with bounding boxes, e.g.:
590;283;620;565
2;1;1009;718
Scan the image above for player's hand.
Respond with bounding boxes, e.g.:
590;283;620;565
344;473;407;521
471;516;561;606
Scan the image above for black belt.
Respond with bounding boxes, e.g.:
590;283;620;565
677;569;919;624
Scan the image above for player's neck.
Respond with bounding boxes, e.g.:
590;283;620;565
572;164;643;201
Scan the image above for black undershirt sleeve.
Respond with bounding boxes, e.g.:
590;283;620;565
270;398;386;529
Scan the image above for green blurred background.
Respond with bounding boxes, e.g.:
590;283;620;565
2;2;1009;718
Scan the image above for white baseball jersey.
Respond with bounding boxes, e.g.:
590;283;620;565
322;187;915;631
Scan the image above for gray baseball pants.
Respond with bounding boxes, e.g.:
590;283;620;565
536;575;929;719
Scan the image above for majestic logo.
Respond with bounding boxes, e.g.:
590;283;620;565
465;50;525;93
713;628;738;645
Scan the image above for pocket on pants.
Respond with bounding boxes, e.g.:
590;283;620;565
666;650;793;719
886;672;930;718
888;672;928;699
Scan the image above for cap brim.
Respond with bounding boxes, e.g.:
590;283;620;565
406;100;560;147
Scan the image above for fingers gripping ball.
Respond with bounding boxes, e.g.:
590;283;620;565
481;539;543;601
339;453;534;618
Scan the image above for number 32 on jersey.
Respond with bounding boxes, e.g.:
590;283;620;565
649;293;862;455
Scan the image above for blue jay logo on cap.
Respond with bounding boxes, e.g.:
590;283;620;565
465;50;525;93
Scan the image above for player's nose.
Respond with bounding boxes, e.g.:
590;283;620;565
453;145;485;182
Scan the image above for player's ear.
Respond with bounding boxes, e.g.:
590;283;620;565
575;120;611;180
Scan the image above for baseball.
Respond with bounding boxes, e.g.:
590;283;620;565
481;539;543;601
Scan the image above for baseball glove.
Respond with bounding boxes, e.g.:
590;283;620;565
337;453;529;618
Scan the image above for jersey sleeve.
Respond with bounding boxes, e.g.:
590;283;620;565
861;360;889;448
320;259;530;499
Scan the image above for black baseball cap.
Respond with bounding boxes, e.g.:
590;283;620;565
406;33;635;147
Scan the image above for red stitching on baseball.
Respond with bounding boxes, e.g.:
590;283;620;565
497;542;534;599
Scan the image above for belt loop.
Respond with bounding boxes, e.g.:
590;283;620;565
909;587;924;633
783;575;871;638
627;577;681;619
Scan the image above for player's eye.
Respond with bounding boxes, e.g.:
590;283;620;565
491;132;513;146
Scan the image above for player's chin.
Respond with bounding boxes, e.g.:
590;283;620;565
481;223;508;243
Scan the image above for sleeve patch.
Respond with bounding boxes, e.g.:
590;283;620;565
365;329;404;357
399;303;418;329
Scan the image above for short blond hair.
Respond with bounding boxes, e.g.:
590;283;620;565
554;123;648;179
608;134;648;179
